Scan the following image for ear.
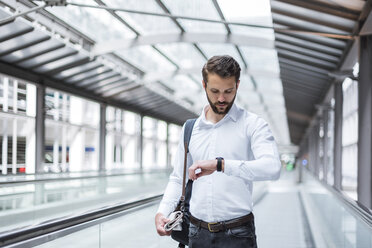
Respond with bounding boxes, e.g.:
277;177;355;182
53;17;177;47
236;80;240;90
202;80;206;89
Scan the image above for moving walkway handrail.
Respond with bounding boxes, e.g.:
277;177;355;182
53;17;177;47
0;194;163;247
306;169;372;229
0;169;172;185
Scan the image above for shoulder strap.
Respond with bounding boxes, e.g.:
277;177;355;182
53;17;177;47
180;118;196;203
183;118;196;153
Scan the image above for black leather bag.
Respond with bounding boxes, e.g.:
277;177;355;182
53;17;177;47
171;180;193;246
170;119;196;247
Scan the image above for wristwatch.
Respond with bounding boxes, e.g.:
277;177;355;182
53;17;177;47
216;157;224;172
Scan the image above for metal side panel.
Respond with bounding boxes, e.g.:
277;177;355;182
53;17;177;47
66;66;111;84
16;46;77;69
0;31;50;57
0;39;65;63
35;53;90;74
54;60;102;80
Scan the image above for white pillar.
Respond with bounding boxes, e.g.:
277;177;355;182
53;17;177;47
2;78;8;174
115;142;120;167
12;80;18;174
53;92;59;171
105;107;114;170
2;120;8;175
3;77;8;112
26;84;36;117
61;94;67;171
69;96;84;172
70;128;84;172
13;80;18;113
106;133;113;170
26;84;36;174
12;119;17;174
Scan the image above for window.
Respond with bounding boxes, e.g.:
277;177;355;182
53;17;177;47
45;89;100;172
342;77;358;200
0;74;36;174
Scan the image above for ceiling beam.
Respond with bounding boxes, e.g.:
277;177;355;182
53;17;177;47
273;0;360;20
142;67;280;82
154;0;208;62
93;33;274;55
271;1;356;32
0;60;195;125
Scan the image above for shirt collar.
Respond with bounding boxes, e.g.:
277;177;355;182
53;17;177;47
199;103;239;127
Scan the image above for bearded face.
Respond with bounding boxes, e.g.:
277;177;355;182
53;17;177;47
203;74;239;115
206;92;236;115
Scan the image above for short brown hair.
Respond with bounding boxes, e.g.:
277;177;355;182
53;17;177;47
202;55;241;84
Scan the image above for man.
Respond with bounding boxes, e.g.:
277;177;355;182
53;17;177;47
155;55;281;247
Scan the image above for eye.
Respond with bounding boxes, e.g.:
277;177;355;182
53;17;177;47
225;90;233;94
211;89;218;93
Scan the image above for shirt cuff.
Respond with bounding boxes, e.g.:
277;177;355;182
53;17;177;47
223;159;242;177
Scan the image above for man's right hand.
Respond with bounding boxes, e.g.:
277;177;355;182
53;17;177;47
155;212;172;236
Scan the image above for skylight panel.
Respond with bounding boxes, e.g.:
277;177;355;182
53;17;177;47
45;1;136;42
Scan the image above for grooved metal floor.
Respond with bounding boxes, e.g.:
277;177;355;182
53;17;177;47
254;171;310;248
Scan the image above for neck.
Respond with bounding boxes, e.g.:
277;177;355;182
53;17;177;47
205;106;225;124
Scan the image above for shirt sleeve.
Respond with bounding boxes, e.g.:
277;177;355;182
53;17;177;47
223;117;281;181
157;124;191;217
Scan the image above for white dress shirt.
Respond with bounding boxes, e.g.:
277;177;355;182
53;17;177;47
158;103;281;222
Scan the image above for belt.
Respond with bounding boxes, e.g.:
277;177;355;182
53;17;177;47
190;213;254;233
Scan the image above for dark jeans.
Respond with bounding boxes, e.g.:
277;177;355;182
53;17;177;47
188;218;257;248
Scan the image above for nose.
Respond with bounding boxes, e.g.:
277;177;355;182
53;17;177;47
218;93;225;102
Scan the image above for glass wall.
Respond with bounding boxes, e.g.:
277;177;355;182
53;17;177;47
0;74;36;174
326;103;335;185
168;123;182;168
45;89;100;173
342;77;358;200
142;116;168;170
106;107;141;170
318;98;335;185
0;72;182;175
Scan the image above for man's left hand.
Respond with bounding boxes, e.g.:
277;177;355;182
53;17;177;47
189;160;217;180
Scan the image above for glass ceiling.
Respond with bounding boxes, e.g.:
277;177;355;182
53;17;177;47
1;0;291;146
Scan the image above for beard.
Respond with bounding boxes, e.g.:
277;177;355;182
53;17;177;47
206;93;236;115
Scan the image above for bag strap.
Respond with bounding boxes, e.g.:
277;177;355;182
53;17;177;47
180;119;196;202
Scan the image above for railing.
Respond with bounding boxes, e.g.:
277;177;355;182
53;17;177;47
319;177;372;228
301;169;372;248
0;194;163;247
0;168;172;184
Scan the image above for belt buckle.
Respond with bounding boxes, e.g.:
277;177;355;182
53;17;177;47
208;222;218;232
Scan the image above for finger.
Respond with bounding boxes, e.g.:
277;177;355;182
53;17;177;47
196;172;204;179
191;169;198;180
161;218;170;225
157;226;172;236
188;166;196;180
196;171;208;179
157;226;165;235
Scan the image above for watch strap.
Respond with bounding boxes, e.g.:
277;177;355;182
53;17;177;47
216;157;223;172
